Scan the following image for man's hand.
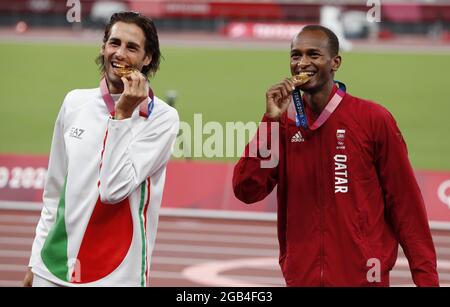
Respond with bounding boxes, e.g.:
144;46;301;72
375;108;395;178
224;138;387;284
265;78;295;121
23;268;33;287
115;71;148;120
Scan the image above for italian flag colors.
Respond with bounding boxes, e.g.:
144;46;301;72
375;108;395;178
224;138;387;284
41;178;150;286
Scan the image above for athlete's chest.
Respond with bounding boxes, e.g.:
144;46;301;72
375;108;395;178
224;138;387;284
63;100;110;160
284;111;376;185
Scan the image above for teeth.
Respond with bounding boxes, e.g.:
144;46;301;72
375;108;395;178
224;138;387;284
112;63;126;68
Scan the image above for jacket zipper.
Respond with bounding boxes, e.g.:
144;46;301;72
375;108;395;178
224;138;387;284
318;131;325;287
320;200;324;286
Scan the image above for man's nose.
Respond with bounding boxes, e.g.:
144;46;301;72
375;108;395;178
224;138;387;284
115;45;127;58
298;57;310;69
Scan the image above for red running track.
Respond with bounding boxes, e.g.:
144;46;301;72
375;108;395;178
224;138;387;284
0;210;449;287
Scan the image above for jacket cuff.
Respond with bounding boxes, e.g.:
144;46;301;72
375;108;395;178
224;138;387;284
262;113;278;123
413;271;440;287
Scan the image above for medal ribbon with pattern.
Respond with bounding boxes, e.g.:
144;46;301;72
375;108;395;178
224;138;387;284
100;77;154;118
293;81;346;130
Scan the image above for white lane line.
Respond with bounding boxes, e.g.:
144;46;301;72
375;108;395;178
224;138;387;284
152;256;281;268
391;270;450;281
437;247;450;255
155;244;278;257
182;257;281;287
157;221;276;235
0;250;30;257
156;232;277;245
149;270;284;286
161;208;277;221
0;215;39;224
432;235;450;244
390;271;414;278
430;222;450;231
0;202;41;211
151;256;211;266
395;257;450;270
392;283;450;287
0;280;21;287
210;274;284;286
0;237;33;245
0;226;36;234
0;264;26;271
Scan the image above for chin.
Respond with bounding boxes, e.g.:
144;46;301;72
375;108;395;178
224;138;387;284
105;72;124;89
299;82;315;92
105;71;119;83
301;85;322;94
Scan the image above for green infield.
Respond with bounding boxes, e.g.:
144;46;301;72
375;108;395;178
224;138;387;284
0;42;449;169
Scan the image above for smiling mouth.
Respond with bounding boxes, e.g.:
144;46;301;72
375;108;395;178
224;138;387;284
111;62;136;77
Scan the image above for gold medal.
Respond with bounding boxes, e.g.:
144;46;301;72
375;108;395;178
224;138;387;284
115;64;138;77
292;72;310;86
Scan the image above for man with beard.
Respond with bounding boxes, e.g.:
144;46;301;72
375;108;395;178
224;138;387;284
24;12;179;286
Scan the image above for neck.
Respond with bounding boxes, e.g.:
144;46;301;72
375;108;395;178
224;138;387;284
303;80;335;115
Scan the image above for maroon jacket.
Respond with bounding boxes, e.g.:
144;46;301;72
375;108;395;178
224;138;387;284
233;86;439;286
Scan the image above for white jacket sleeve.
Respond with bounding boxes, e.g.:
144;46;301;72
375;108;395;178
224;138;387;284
29;103;68;267
99;107;179;204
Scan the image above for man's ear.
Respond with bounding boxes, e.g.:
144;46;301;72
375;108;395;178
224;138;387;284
331;55;342;73
100;44;105;56
143;54;152;67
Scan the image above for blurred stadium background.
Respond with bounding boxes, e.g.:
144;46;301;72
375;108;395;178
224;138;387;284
1;0;450;287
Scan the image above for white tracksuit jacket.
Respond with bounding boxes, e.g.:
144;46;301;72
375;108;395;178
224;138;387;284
29;88;179;286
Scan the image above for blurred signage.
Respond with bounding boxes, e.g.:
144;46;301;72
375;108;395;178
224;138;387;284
162;1;281;18
224;22;306;40
1;1;449;23
0;154;48;203
417;171;450;222
28;0;53;12
165;2;210;15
